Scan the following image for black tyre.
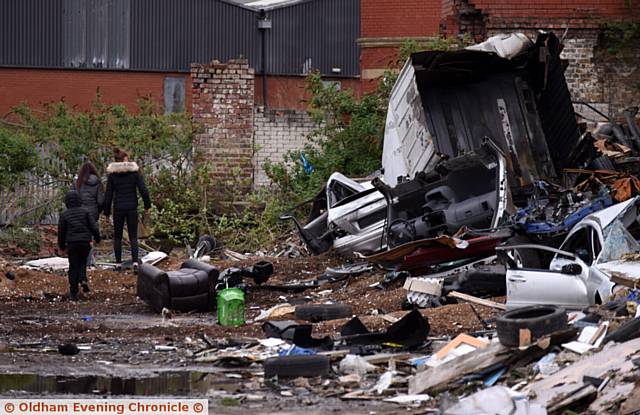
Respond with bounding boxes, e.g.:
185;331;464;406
504;235;542;268
603;316;640;344
263;355;330;378
496;305;567;347
295;303;353;322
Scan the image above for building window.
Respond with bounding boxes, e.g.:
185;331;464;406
164;77;185;114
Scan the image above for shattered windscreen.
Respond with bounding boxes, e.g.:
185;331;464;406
597;219;640;263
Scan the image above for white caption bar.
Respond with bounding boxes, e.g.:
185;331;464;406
0;399;208;415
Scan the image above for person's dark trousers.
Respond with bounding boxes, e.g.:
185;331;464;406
113;209;139;264
67;242;90;298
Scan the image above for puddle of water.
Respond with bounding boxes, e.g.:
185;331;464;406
0;372;213;396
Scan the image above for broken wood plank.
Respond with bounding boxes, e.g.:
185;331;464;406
611;271;638;289
434;333;489;360
448;291;506;310
620;383;640;415
526;337;640;408
408;341;511;395
519;328;532;348
363;353;412;365
547;384;597;413
379;314;400;324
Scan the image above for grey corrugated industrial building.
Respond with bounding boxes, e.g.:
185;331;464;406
0;0;360;77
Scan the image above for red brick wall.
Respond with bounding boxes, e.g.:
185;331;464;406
0;68;359;115
0;68;190;115
361;0;441;38
442;0;640;121
468;0;630;20
442;0;634;33
254;76;361;110
360;0;442;93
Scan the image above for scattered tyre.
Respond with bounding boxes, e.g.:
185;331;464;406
603;316;640;344
295;303;353;322
263;355;330;378
496;305;567;347
58;343;80;356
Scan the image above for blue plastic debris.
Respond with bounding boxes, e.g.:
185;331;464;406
516;196;613;235
408;356;431;367
484;366;508;386
81;316;93;322
300;152;314;175
628;290;640;303
279;345;317;356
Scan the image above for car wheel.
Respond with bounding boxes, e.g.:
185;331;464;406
496;305;568;347
263;355;330;378
505;235;542;268
295;303;353;322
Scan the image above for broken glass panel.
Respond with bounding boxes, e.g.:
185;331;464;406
598;219;640;263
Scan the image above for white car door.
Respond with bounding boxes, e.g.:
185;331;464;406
506;260;590;310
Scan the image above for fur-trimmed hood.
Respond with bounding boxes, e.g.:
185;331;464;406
107;161;139;174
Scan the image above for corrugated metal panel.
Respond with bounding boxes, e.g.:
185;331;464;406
62;0;130;69
266;0;360;76
0;0;360;77
0;0;65;67
536;34;581;171
130;0;259;72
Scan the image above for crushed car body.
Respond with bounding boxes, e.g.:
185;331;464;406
498;196;640;310
286;31;581;258
284;141;509;258
281;173;387;256
382;31;580;194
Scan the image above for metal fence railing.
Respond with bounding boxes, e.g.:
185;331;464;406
0;145;69;226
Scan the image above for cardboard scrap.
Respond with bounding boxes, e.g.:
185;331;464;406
404;277;443;296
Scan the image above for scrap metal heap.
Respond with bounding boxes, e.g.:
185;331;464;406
260;31;640;413
283;31;640;309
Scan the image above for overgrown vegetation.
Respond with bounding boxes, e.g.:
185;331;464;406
264;71;394;205
0;95;288;252
264;35;469;208
0;34;469;253
0;128;37;190
602;20;640;55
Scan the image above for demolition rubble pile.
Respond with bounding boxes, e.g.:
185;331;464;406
4;31;640;413
238;31;640;412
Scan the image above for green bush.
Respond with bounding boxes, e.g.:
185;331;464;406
0;128;37;191
264;35;467;209
264;71;395;206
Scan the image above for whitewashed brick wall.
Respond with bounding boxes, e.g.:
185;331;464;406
252;107;317;186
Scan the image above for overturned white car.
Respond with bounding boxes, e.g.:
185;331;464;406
283;142;508;256
498;197;640;310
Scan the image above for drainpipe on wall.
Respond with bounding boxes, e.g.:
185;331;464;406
257;9;272;109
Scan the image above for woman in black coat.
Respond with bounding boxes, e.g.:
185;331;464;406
75;162;104;291
103;149;151;271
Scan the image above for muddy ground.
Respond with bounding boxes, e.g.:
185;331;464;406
0;245;500;414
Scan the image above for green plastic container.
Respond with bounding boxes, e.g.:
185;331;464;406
217;288;245;327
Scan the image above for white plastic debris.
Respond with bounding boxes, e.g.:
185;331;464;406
254;303;295;321
23;257;69;271
339;354;377;376
384;394;431;404
372;372;393;395
444;386;547;415
562;322;609;354
533;353;560;376
465;33;533;60
258;338;287;348
140;251;168;265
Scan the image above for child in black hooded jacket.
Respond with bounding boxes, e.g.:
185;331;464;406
58;191;101;301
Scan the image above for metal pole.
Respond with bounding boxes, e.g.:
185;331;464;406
262;28;268;109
